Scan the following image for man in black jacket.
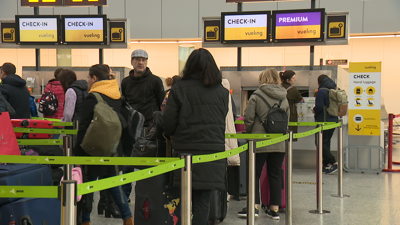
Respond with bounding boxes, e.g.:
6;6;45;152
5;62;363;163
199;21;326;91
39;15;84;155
120;49;165;200
0;62;30;119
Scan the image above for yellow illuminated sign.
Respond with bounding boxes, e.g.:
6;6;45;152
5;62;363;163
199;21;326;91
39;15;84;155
328;22;344;38
111;28;124;42
205;26;219;41
2;28;15;42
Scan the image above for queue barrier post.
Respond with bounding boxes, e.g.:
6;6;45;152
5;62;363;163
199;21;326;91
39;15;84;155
310;124;330;214
247;140;256;225
286;131;293;225
60;180;77;225
63;135;73;180
332;119;350;198
383;113;400;172
181;154;192;225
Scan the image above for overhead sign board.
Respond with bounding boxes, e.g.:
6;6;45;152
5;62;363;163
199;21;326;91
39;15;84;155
348;62;381;136
272;9;325;42
62;15;107;45
327;15;347;39
64;0;107;6
203;20;220;42
109;21;125;43
221;11;270;43
16;16;60;44
1;23;16;43
21;0;63;7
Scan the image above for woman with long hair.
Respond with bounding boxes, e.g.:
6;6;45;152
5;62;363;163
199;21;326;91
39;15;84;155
162;48;229;225
73;64;133;225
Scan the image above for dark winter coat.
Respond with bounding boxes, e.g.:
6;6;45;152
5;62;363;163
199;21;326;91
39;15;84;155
282;82;303;134
43;80;65;119
0;74;30;119
69;80;88;121
73;92;124;176
314;77;339;122
162;73;229;191
121;68;165;127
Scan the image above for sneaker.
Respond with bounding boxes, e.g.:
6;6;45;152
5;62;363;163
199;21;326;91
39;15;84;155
237;207;259;218
326;164;338;175
266;209;280;220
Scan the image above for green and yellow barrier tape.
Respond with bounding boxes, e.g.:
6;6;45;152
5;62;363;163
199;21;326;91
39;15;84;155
30;117;73;126
323;122;342;130
234;120;336;126
17;139;63;145
31;117;61;122
0;186;58;198
293;126;322;139
257;134;290;148
14;127;78;135
225;133;282;139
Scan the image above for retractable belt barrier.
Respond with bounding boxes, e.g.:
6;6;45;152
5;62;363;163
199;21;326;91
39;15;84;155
0;122;340;199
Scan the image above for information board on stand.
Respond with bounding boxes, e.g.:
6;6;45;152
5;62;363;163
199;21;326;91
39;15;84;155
348;62;381;136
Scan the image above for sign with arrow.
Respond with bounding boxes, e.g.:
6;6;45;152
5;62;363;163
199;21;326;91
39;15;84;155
348;62;381;136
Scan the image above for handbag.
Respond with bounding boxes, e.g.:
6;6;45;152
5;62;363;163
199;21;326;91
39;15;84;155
60;166;83;202
0;112;21;156
131;137;158;158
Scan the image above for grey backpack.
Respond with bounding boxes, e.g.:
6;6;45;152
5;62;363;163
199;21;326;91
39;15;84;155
81;93;122;156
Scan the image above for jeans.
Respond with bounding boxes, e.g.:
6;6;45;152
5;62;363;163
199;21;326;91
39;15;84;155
322;128;336;167
81;174;132;223
121;166;135;199
254;152;285;206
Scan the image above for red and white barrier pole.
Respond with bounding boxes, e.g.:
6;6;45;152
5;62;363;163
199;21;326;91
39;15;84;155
383;113;400;172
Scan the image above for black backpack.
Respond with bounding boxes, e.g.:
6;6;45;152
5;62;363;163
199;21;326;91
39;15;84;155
253;93;288;134
38;91;58;116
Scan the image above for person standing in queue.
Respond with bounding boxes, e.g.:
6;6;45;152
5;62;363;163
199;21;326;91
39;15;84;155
280;70;303;138
162;48;229;225
73;64;133;225
120;49;165;201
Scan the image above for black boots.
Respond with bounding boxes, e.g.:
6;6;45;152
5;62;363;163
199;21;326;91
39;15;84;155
98;190;122;218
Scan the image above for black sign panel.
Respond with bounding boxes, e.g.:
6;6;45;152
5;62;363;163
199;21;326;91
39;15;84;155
327;15;346;39
64;0;107;6
1;23;16;43
109;22;125;43
203;20;220;42
21;0;63;7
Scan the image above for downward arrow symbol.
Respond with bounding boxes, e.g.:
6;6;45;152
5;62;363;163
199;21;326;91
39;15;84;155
355;125;361;131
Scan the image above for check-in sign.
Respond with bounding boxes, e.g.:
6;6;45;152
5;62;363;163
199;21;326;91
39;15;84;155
64;18;104;42
19;18;58;42
224;14;268;41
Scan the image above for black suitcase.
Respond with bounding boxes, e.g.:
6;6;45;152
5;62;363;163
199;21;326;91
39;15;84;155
134;173;180;225
208;190;228;225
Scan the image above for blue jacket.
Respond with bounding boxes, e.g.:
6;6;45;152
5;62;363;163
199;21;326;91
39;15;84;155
314;77;338;122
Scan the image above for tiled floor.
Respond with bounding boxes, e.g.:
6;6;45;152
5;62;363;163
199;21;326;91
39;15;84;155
91;136;400;225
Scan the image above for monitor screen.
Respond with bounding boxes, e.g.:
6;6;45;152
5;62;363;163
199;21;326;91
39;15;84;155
62;15;107;45
272;8;325;42
15;15;60;44
221;11;270;44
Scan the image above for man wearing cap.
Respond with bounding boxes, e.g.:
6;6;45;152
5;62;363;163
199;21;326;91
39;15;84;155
120;49;165;201
121;49;165;127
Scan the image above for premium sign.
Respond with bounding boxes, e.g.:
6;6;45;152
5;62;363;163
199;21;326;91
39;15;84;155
64;17;104;43
223;13;268;42
18;18;58;43
274;10;323;40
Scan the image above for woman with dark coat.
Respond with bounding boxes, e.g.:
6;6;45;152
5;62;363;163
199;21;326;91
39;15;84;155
162;48;229;225
280;70;303;135
73;64;133;225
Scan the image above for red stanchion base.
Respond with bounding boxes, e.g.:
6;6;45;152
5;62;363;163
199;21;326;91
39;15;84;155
382;169;400;172
392;161;400;165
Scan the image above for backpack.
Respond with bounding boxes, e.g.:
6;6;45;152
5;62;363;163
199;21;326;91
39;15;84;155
253;93;288;134
80;93;122;156
121;98;145;142
322;88;348;117
38;91;58;116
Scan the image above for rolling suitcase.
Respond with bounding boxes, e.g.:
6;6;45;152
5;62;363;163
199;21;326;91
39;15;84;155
0;198;61;224
11;119;53;139
260;156;286;210
208;190;228;225
134;173;180;225
0;163;52;207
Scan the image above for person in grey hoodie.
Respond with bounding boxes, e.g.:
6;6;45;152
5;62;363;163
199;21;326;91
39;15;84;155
0;62;30;119
239;68;289;220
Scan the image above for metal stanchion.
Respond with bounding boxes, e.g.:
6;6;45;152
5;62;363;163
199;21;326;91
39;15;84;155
60;180;77;225
63;135;73;180
72;120;79;150
181;154;192;225
247;140;256;225
286;131;293;225
310;124;330;214
332;119;350;198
